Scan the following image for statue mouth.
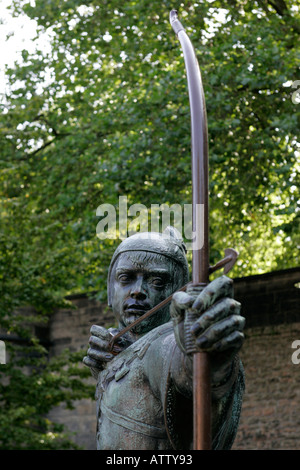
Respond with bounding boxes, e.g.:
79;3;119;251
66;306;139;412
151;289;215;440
123;301;150;317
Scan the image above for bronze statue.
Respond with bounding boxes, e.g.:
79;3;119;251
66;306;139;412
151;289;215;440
83;10;245;450
83;230;245;450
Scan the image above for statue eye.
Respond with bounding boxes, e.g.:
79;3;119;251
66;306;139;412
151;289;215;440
151;278;164;287
118;274;131;283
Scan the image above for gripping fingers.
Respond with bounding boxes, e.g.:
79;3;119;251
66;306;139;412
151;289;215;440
192;275;234;312
90;324;111;340
191;298;241;337
210;330;245;353
170;291;195;322
83;355;103;369
87;346;114;363
194;314;245;351
89;334;109;350
85;325;116;367
89;325;123;354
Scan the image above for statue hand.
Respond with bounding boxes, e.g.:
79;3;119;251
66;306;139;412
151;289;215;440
83;325;123;378
170;275;245;387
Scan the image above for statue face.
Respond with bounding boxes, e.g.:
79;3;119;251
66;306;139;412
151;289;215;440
110;251;178;336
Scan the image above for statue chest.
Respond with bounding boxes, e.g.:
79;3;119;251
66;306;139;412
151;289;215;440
95;335;169;449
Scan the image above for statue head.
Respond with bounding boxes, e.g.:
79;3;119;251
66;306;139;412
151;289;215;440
107;227;189;336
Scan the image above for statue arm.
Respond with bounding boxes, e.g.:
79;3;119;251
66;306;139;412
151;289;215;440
170;275;245;394
168;336;243;403
144;329;244;450
169;339;244;450
164;275;245;449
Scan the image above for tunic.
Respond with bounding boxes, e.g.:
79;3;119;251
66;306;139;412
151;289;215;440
96;322;244;450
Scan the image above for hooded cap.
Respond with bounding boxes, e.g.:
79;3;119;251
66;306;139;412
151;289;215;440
107;227;189;306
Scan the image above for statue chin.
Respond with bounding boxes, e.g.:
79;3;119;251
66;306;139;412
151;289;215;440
123;317;149;336
126;311;170;337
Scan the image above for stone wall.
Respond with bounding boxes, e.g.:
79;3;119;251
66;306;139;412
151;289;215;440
232;322;300;450
231;268;300;449
233;267;300;328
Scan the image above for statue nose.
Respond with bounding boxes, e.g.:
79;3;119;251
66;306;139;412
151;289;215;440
130;277;147;299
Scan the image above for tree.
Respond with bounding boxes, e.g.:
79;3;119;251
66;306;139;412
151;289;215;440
0;0;299;448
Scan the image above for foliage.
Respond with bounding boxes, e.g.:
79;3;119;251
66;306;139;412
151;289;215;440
0;347;93;449
0;0;299;449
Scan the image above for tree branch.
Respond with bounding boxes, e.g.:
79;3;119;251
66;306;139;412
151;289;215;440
267;0;288;16
29;138;56;157
257;0;299;34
